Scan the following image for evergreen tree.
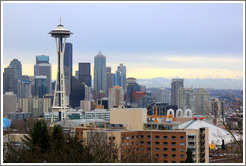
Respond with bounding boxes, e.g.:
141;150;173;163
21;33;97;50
221;139;226;150
185;149;194;163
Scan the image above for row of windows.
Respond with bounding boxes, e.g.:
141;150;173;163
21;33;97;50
122;135;185;140
122;147;185;153
121;153;185;159
121;141;185;146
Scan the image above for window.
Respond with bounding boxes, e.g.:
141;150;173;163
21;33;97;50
155;141;160;145
171;161;176;163
141;135;144;139
171;142;176;146
136;135;139;139
171;136;176;140
163;160;168;163
122;149;125;153
132;136;134;139
171;148;176;152
180;154;185;159
140;141;144;145
140;147;144;151
155;135;160;139
126;142;129;146
136;141;139;145
122;137;124;140
179;148;185;152
180;142;185;146
180;136;184;140
147;141;151;145
163;136;168;139
131;142;134;145
147;147;151;151
155;154;159;157
126;136;130;140
155;148;160;152
180;161;185;163
163;142;168;145
121;143;124;147
136;147;139;151
163;148;168;151
163;154;168;158
147;135;151;139
172;154;176;158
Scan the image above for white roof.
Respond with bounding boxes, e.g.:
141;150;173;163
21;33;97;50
178;119;241;145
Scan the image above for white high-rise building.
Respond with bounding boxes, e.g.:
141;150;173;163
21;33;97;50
178;87;195;112
194;88;210;115
156;88;170;104
109;86;124;109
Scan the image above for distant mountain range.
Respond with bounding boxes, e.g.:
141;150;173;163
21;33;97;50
137;77;243;90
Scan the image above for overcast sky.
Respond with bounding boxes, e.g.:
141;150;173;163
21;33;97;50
2;2;244;81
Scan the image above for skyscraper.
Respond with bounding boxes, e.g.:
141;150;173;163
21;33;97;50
64;43;73;96
4;59;22;95
35;76;48;98
113;64;126;93
94;51;107;94
78;62;91;87
156;88;171;104
34;55;52;94
106;66;113;97
17;80;31;98
194;88;209;115
109;86;124;109
171;79;184;106
3;67;16;94
127;82;141;103
178;87;194;112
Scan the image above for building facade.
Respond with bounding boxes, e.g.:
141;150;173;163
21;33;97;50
156;88;171;104
78;62;91;87
3;92;17;115
34;55;52;94
171;79;184;106
194;88;210;115
113;64;127;93
64;43;73;96
34;76;48;98
178;88;194;112
109;86;124;109
94;51;107;94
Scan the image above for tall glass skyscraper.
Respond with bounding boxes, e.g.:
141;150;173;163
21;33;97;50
64;43;73;96
113;63;126;93
35;75;48;98
94;51;107;94
34;55;52;94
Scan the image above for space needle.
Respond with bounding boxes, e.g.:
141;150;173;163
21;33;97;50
48;19;72;122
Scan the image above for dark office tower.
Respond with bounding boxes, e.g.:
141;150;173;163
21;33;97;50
171;79;184;106
10;59;22;81
127;82;141;103
4;67;16;94
64;43;73;96
5;59;22;95
34;55;52;94
78;63;91;87
94;51;107;94
106;66;113;97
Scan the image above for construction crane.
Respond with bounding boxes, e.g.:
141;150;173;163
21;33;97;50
150;107;173;123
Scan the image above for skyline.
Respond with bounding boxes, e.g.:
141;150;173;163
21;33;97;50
2;2;244;87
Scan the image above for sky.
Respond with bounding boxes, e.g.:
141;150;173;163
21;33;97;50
2;2;244;83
